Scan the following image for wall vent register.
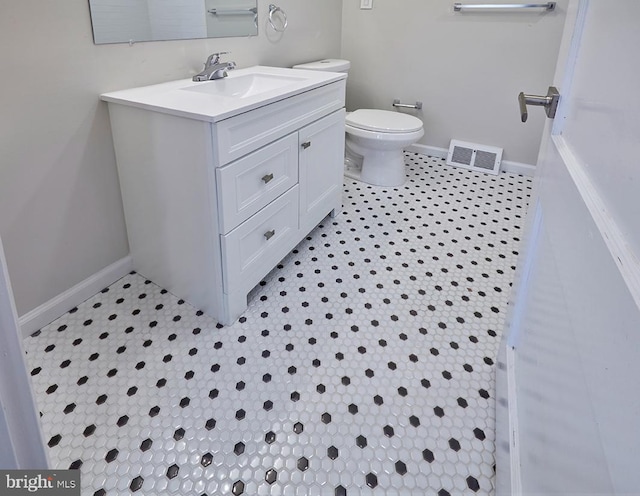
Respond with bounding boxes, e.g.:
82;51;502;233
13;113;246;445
447;139;502;175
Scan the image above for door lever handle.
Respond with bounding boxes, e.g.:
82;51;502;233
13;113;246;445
518;86;560;122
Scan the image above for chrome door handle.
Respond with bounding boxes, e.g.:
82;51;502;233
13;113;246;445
264;229;275;240
262;173;274;184
301;141;311;150
518;86;560;122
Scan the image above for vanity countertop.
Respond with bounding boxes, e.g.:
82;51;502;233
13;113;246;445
101;65;347;123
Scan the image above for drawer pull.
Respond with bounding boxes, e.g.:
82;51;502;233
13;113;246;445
301;141;311;150
262;173;274;184
264;229;276;240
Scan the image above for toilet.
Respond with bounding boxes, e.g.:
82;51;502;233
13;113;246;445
293;59;424;187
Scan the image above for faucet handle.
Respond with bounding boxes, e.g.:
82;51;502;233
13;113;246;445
205;51;230;67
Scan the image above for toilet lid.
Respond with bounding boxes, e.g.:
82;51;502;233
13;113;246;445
346;109;423;133
292;59;351;72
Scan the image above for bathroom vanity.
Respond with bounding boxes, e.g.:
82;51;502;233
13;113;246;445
102;66;346;324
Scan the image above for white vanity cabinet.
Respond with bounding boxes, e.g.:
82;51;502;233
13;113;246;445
218;108;345;318
103;70;346;325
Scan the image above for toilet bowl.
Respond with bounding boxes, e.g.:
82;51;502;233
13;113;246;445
292;59;424;187
345;109;424;187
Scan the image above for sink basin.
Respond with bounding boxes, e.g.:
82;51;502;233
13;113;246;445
101;65;347;122
181;73;307;99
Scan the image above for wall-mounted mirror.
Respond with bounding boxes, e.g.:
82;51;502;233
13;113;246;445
88;0;258;45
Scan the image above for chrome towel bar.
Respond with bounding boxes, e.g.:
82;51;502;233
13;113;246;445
453;2;556;12
393;100;423;110
208;7;258;15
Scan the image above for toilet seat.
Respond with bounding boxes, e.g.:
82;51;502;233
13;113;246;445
345;123;424;143
346;109;423;134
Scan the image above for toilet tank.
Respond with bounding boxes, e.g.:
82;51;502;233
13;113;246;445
292;59;351;73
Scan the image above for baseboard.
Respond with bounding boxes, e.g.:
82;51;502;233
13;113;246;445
405;144;536;177
500;160;536;177
18;256;133;338
405;143;448;160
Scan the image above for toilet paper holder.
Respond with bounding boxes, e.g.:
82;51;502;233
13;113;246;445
393;99;423;110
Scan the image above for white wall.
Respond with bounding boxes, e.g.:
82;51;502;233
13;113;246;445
0;0;342;317
341;1;567;165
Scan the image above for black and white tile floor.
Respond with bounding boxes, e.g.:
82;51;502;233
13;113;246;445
24;153;531;495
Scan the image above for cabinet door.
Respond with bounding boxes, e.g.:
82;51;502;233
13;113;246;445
298;109;346;233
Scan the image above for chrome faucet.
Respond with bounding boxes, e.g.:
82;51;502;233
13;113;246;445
192;52;236;81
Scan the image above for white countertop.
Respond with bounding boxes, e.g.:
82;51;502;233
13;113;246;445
100;66;347;123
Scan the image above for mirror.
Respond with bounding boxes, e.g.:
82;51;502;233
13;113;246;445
88;0;258;45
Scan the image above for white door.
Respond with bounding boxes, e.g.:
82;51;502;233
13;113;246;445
496;1;640;494
0;236;49;468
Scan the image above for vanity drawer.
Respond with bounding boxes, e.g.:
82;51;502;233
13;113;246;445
216;133;298;234
214;80;346;165
221;185;299;294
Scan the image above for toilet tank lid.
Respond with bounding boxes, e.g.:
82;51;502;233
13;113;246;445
346;109;424;133
292;59;351;72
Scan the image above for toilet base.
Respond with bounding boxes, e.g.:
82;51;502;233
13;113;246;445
359;149;406;187
345;126;423;188
344;153;363;181
344;140;407;187
343;154;406;187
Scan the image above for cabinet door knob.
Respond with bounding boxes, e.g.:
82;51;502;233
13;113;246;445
264;229;276;240
262;173;274;184
301;141;311;150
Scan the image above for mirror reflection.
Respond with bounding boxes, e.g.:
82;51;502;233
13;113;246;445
89;0;258;45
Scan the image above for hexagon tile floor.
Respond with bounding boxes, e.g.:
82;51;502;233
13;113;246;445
24;153;531;496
